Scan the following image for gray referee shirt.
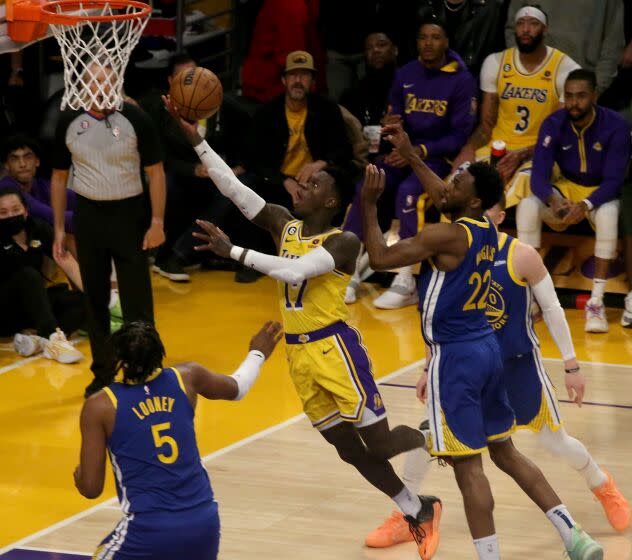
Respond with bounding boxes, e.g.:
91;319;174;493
53;103;163;201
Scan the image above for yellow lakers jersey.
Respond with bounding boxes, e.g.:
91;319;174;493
278;220;349;334
492;48;565;151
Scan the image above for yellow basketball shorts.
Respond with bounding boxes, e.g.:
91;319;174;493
285;321;386;430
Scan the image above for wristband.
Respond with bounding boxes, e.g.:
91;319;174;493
229;245;245;261
565;367;580;374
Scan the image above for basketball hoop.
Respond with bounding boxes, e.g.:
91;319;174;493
40;0;151;111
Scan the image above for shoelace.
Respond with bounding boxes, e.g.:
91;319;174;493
406;518;427;546
585;303;604;318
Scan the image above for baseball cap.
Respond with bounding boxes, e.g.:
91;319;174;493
284;51;316;74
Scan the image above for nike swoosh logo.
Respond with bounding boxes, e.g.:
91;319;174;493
3;245;12;250
494;260;507;267
402;208;416;214
403;83;414;89
323;347;333;355
77;130;87;135
562;145;572;150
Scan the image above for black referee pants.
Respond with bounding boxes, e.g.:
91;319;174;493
74;194;154;384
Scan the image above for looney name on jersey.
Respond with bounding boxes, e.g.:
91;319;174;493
132;396;175;420
405;94;448;116
500;83;548;103
476;244;496;265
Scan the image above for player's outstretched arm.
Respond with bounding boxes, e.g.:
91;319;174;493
512;241;584;405
382;124;447;209
193;220;356;284
74;393;110;499
179;321;283;402
361;164;466;270
162;95;292;241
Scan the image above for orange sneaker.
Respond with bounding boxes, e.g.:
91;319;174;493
405;495;442;559
592;469;631;532
365;511;414;548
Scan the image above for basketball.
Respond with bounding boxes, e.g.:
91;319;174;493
170;67;223;121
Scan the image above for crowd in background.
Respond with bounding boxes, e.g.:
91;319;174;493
1;0;632;393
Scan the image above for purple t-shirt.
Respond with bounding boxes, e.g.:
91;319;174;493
0;176;77;233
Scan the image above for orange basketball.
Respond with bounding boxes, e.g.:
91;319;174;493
170;67;223;121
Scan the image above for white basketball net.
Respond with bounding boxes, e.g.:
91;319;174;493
47;2;149;111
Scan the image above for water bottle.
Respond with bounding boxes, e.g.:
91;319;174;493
490;140;507;168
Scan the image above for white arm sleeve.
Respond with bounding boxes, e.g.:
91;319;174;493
230;245;336;284
556;56;581;102
531;273;576;361
230;350;265;400
193;140;266;220
480;52;502;93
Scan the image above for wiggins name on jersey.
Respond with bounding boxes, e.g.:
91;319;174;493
278;220;349;334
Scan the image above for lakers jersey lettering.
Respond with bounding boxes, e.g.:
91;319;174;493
493;47;565;151
499;83;548;103
278;220;349;334
405;94;448;117
487;233;537;360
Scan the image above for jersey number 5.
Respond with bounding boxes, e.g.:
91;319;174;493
463;270;491;311
284;280;307;310
151;422;179;464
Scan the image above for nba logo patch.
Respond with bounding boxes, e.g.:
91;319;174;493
503;63;511;72
80;120;89;129
112;126;121;139
406;195;414;207
373;393;383;410
543;135;551;147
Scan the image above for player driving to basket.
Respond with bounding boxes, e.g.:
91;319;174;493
162;95;442;559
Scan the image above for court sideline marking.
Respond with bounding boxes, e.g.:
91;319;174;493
0;360;425;556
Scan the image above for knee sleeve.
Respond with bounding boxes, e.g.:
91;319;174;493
592;200;620;259
537;427;590;470
516;196;545;248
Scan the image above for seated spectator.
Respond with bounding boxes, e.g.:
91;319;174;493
139;54;248;282
414;0;506;80
453;4;579;206
243;50;352;210
343;18;477;307
341;31;399;158
519;69;632;333
505;0;624;96
0;187;84;363
0;134;77;253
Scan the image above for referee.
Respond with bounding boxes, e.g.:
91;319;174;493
51;88;166;398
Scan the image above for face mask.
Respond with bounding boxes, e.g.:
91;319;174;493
0;214;26;238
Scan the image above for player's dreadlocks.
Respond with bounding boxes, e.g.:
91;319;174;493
110;321;166;384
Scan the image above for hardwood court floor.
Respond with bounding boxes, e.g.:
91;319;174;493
0;271;631;559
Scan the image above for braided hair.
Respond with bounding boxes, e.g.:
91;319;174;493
110;321;166;384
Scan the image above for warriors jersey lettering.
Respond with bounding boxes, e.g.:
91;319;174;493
278;220;349;334
418;216;498;345
487;232;537;360
493;48;566;151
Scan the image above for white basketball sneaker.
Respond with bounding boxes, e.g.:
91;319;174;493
43;329;84;364
373;272;418;309
13;333;45;357
585;297;608;333
621;291;632;328
345;279;360;304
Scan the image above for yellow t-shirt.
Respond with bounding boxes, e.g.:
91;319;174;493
277;220;349;334
281;105;313;177
492;47;565;151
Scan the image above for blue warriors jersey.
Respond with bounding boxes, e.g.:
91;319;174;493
418;216;498;345
102;368;213;515
487;232;538;361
